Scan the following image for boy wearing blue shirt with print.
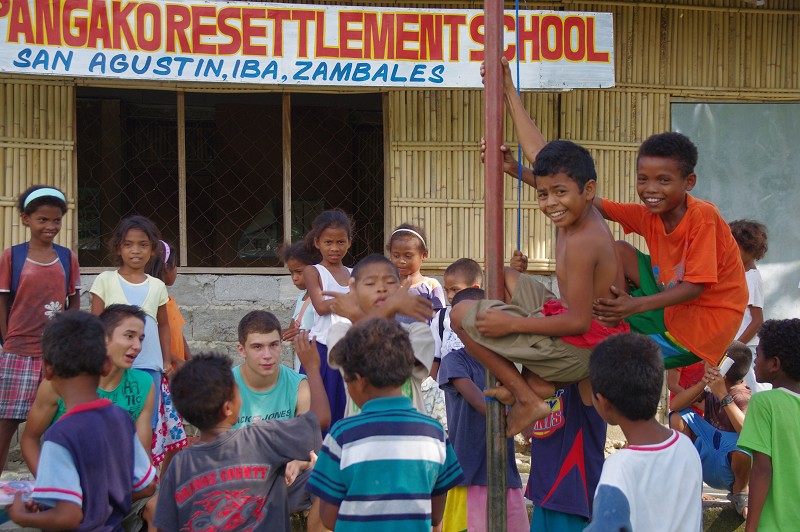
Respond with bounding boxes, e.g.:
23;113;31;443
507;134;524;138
307;318;463;531
439;288;529;532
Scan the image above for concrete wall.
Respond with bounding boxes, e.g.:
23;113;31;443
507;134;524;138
79;272;561;369
79;273;302;367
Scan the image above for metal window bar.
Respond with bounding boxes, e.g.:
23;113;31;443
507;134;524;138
77;88;384;270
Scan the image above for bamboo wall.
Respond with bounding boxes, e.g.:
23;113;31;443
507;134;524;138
387;0;800;272
0;80;75;251
1;0;798;269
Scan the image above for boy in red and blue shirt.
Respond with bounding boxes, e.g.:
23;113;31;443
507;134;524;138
8;311;155;530
527;381;606;531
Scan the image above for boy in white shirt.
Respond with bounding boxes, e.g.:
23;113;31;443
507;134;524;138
586;334;702;532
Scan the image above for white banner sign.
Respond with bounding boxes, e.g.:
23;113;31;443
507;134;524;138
0;1;614;89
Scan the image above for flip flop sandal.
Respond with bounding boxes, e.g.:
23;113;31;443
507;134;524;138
727;492;748;517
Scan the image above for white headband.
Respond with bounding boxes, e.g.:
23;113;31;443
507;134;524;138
23;188;66;208
391;228;427;250
160;240;171;263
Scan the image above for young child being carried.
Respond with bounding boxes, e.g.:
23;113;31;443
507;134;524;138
387;223;445;324
738;319;800;531
8;311;156;530
585;334;702;532
439;287;530;532
490;57;747;371
730;219;770;393
232;310;330;532
0;186;81;472
669;341;753;517
450;140;629;435
430;258;484;380
307;318;463;531
153;349;327;531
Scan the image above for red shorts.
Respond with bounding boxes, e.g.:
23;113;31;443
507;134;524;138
0;352;43;419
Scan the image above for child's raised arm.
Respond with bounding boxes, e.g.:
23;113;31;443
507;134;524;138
482;57;547;164
669;369;708;412
293;331;331;430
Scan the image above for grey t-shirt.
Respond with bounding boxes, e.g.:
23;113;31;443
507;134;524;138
154;412;321;532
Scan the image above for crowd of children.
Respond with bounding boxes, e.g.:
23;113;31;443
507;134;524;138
1;61;799;532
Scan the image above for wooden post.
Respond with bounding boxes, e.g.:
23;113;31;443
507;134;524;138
282;93;292;250
177;91;188;267
483;1;507;531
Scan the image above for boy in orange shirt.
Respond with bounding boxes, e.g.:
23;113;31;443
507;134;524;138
590;132;747;368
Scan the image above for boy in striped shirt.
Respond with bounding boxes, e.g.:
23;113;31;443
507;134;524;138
307;318;463;531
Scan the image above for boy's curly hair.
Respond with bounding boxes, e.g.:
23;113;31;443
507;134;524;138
758;319;800;381
729;219;768;261
638;132;698;178
42;311;107;378
331;318;414;388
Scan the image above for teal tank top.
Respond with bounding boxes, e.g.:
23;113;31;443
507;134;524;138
233;364;307;429
52;368;153;423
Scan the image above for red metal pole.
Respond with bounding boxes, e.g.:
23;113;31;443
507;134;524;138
483;1;508;531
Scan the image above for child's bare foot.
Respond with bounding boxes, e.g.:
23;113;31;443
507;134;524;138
506;400;551;437
484;385;515;406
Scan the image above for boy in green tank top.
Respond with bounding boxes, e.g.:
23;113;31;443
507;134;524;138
233;310;330;532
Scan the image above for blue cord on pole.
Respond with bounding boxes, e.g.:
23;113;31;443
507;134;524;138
515;0;523;251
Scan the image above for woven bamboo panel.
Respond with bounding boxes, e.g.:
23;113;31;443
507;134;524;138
0;81;75;251
388;89;560;271
386;2;799;272
2;1;799;273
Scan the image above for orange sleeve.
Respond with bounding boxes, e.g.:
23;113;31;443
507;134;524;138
601;199;647;235
681;215;719;286
166;296;185;360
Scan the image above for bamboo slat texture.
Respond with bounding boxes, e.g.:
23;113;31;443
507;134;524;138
1;1;798;271
0;81;75;251
387;1;799;272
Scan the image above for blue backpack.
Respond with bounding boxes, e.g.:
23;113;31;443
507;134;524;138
2;242;73;342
